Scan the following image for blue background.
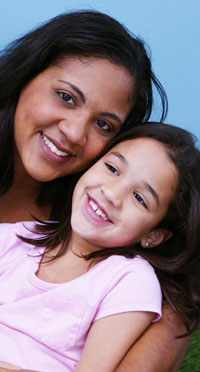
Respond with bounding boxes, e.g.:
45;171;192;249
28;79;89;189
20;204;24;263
1;0;199;139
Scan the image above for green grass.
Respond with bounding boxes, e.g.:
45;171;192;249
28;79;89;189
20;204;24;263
179;327;200;372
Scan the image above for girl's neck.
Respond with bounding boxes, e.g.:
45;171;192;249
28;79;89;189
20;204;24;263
37;234;98;284
37;242;91;284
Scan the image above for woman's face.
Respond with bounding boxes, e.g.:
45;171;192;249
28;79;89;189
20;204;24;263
71;138;177;252
14;57;134;181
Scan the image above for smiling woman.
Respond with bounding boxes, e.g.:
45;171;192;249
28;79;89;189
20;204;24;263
14;58;133;182
0;10;167;223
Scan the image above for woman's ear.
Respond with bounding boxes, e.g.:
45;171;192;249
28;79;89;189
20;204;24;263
141;229;173;248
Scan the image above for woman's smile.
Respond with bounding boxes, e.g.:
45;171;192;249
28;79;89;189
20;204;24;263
39;132;75;164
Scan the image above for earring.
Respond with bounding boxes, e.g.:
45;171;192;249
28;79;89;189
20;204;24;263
145;242;149;248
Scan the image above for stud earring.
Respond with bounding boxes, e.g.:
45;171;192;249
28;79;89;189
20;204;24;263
145;242;149;248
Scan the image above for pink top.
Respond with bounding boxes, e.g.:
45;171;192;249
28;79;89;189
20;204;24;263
0;222;162;371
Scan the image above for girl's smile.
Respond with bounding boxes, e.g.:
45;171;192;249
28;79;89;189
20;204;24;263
71;137;178;252
14;57;133;182
84;193;114;226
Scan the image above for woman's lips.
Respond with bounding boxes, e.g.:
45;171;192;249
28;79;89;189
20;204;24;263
39;132;75;164
41;132;75;155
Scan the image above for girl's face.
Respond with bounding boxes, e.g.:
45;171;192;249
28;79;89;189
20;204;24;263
71;137;178;251
14;57;133;182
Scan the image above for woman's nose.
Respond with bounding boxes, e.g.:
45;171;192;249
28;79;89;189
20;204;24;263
58;114;89;146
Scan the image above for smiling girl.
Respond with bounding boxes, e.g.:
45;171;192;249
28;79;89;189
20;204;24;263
0;122;199;372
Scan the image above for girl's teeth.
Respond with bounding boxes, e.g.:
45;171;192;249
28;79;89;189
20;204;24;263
41;133;69;157
89;199;108;221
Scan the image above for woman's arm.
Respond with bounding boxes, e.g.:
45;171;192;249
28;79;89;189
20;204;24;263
115;305;190;372
75;311;154;372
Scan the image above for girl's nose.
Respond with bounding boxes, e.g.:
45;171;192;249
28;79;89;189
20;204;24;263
101;183;122;209
58;114;89;146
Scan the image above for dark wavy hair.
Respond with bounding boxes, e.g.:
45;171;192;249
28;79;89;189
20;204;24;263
0;10;167;217
21;122;200;337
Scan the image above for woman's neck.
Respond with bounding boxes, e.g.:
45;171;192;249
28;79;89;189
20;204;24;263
0;156;51;223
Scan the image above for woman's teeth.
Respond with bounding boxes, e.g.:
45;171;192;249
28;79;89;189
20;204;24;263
41;133;69;157
89;199;108;221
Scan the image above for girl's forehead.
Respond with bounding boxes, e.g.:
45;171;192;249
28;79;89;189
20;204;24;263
108;137;166;154
106;137;177;182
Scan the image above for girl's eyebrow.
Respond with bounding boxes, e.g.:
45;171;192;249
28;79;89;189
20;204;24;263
110;151;159;205
110;151;128;164
143;182;159;206
58;80;122;126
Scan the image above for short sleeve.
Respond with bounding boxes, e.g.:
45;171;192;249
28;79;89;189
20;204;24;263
94;257;162;323
0;221;36;258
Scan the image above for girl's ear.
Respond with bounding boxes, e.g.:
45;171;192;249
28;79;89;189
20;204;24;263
141;229;173;248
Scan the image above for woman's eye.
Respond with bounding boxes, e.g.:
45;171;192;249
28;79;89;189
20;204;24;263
58;92;74;105
105;163;119;176
96;119;112;132
133;192;147;209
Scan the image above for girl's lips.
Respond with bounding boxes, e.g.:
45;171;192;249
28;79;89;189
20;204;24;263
39;132;75;164
84;193;113;225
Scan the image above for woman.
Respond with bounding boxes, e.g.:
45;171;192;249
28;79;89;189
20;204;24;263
0;10;188;372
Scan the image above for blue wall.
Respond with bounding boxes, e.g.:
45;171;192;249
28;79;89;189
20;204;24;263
1;0;199;139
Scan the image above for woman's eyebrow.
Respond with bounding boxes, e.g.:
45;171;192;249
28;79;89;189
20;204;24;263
100;113;122;126
58;80;122;126
58;80;86;103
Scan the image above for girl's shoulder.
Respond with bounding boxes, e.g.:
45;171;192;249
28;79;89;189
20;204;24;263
92;255;162;323
0;221;37;257
96;254;156;277
91;254;161;299
0;220;36;237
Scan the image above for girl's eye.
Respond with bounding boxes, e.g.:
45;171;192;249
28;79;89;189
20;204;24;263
105;163;119;176
58;92;75;105
96;119;112;132
133;192;147;209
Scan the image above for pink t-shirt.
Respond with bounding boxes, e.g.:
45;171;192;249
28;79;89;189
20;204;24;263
0;222;162;371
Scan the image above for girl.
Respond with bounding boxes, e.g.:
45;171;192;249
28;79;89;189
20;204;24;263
0;123;199;372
